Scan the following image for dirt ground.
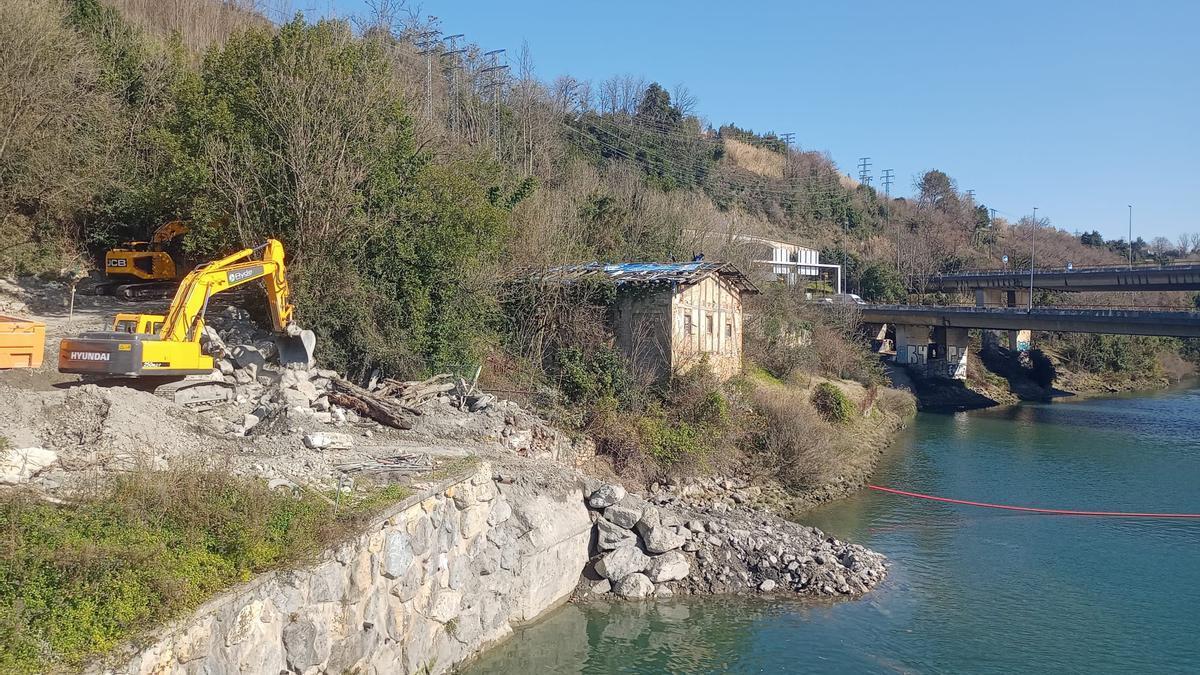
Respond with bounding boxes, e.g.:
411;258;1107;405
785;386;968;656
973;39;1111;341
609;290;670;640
0;277;594;498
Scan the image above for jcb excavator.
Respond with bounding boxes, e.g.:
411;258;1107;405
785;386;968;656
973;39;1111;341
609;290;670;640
96;220;190;299
59;239;316;408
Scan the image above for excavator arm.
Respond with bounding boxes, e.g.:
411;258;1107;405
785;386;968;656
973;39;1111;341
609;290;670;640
159;239;295;342
60;238;315;386
150;220;190;247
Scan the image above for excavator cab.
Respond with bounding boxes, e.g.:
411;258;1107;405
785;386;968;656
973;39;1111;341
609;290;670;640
112;313;166;335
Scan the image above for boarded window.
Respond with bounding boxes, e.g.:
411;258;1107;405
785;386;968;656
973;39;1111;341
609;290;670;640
684;314;693;336
705;313;714;335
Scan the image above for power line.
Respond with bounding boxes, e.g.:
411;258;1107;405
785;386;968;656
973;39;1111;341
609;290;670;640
857;157;872;187
481;49;508;157
441;34;467;133
882;168;896;273
780;132;795;178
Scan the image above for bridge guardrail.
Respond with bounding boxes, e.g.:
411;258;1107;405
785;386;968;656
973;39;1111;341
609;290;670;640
928;261;1200;280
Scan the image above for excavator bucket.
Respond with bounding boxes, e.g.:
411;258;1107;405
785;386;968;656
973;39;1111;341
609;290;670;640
276;327;317;369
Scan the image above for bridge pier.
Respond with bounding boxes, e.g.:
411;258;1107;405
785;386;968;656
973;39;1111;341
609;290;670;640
975;290;1006;349
867;323;891;352
931;327;969;380
974;289;1031;351
1008;329;1032;352
894;324;931;366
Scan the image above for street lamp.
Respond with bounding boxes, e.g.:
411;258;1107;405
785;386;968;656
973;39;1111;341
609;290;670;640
1029;207;1037;312
1128;205;1133;269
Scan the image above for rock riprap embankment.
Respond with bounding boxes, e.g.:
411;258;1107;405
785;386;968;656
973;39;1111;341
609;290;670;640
582;482;887;599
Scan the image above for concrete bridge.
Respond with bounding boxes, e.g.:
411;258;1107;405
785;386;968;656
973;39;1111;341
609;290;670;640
859;304;1200;381
926;263;1200;293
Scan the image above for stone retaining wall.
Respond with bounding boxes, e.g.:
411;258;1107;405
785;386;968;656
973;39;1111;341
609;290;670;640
97;462;591;675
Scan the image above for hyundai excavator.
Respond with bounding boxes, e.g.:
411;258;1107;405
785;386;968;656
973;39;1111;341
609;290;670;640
59;239;316;408
95;220;190;299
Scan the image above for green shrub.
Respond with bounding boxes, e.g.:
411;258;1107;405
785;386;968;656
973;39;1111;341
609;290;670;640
635;415;707;470
0;471;411;672
554;346;634;406
810;382;855;424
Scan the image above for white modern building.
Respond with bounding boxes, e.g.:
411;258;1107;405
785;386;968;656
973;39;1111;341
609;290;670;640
683;229;843;293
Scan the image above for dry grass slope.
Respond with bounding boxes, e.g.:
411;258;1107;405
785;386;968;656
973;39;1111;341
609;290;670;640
102;0;269;53
723;138;784;178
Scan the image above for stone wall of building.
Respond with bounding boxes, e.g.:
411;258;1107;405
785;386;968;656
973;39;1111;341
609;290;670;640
97;462;591;675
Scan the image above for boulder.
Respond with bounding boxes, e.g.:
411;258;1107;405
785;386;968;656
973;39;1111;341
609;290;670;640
281;389;312;409
231;345;267;370
240;413;261;434
645;551;690;583
587;483;626;509
468;394;496;412
293;379;320;402
595;517;637;551
635;507;686;554
613;573;654;599
603;497;644;529
594;546;650;581
759;579;777;592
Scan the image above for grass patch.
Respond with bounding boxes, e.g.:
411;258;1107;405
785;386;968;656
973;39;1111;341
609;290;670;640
0;470;411;673
810;382;856;424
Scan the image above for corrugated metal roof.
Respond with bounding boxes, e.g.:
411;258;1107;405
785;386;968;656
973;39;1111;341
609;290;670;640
522;261;759;294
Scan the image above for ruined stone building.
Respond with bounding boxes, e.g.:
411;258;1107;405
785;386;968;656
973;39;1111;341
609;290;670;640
532;262;758;381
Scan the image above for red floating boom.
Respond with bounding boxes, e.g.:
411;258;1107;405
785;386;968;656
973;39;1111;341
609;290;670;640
868;485;1200;519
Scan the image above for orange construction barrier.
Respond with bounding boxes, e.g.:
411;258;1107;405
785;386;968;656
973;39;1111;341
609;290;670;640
0;315;46;369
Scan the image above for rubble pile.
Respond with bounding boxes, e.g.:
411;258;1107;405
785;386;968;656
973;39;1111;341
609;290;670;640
581;480;887;600
201;307;499;439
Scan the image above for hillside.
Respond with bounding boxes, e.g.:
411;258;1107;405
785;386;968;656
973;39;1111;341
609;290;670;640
2;0;1197;407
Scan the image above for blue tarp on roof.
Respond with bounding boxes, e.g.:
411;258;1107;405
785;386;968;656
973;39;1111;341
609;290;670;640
525;261;758;293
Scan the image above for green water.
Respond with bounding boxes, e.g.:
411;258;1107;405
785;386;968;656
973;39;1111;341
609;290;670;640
465;387;1200;674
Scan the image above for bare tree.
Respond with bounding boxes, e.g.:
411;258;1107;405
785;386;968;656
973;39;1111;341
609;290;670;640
597;74;647;116
1150;236;1172;259
1190;232;1200;256
671;83;699;117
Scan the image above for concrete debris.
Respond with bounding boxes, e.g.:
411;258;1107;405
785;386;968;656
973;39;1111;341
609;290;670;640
0;446;58;485
304;432;354;450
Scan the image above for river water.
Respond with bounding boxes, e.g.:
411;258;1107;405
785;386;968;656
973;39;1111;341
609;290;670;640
465;387;1200;674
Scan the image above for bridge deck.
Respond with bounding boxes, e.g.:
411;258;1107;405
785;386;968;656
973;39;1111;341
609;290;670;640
926;263;1200;292
860;305;1200;338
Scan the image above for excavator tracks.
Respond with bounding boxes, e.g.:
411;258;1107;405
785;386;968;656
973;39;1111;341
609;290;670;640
153;378;235;411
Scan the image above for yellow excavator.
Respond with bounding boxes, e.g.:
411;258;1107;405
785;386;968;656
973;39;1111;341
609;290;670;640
97;220;190;299
59;239;316;408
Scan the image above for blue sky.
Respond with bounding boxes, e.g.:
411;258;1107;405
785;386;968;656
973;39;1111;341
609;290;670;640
320;0;1198;241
